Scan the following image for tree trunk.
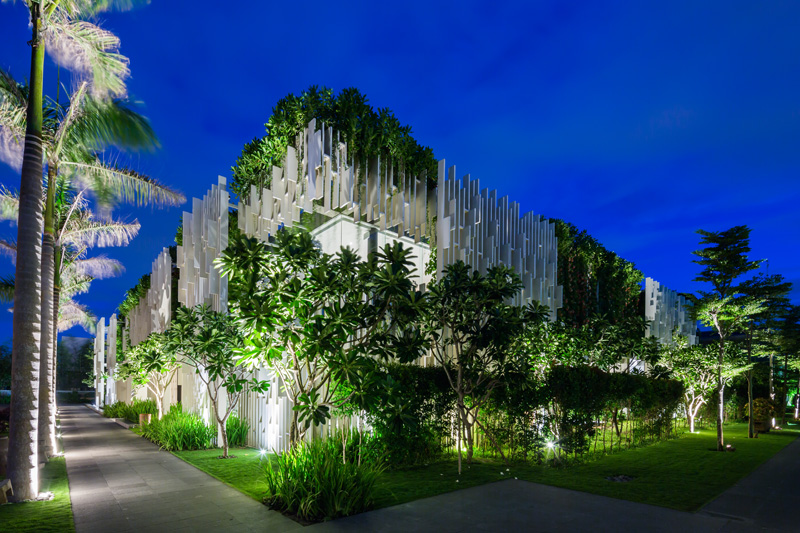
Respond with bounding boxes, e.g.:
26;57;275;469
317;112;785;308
290;408;300;447
747;324;755;438
769;354;774;400
782;353;788;426
38;170;57;459
207;383;229;458
795;373;799;420
218;415;229;458
464;409;474;463
717;337;725;452
155;390;163;420
8;6;46;501
456;404;463;475
52;252;61;445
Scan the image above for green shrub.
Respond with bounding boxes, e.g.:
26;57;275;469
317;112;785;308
129;398;157;420
359;364;456;467
226;413;250;447
745;398;780;421
102;401;128;419
140;404;215;451
263;437;384;522
102;399;158;422
0;394;12;405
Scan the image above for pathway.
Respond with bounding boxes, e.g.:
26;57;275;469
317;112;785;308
62;405;798;532
60;405;301;533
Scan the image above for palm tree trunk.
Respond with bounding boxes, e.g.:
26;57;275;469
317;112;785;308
8;4;46;501
52;245;62;447
38;169;57;459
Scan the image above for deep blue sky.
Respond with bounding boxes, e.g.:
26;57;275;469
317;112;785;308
1;1;799;341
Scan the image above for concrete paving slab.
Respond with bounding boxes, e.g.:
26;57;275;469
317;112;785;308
60;405;303;533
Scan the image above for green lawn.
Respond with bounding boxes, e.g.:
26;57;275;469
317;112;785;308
172;447;269;500
171;422;799;514
0;456;75;532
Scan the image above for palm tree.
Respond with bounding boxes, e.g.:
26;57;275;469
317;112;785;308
2;0;141;499
0;185;139;381
2;70;180;463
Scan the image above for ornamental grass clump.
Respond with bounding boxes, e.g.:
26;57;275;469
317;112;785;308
103;399;158;422
263;437;385;522
226;413;250;447
129;399;158;420
102;401;128;419
141;404;215;451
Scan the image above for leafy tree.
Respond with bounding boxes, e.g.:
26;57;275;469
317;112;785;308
166;305;268;458
217;229;422;446
658;340;719;433
420;261;539;473
739;273;792;435
524;314;658;373
690;226;764;451
778;306;800;419
115;333;178;419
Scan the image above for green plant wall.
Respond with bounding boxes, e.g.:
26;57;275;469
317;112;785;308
552;219;643;326
231;86;438;200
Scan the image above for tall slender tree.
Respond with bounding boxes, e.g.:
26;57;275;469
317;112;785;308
2;0;145;499
690;226;763;451
739;273;792;436
1;70;180;465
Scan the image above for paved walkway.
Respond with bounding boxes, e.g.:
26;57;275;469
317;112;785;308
698;433;800;531
62;404;799;532
60;405;302;533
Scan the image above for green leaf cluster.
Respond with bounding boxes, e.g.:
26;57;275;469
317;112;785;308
218;228;422;444
551;219;643;327
230;86;438;199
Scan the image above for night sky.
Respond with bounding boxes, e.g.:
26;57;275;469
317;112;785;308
0;1;798;342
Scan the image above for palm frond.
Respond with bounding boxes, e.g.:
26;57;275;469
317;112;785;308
62;212;140;248
51;81;89;163
45;14;130;99
60;274;93;300
0;186;19;221
56;0;145;17
0;66;28;106
58;299;96;333
0;274;14;304
62;255;124;279
62;159;186;207
0;239;17;263
0;67;27;171
62;96;159;160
